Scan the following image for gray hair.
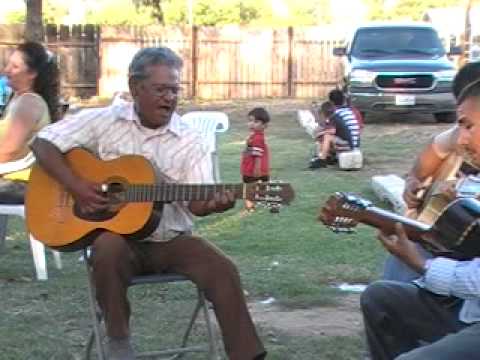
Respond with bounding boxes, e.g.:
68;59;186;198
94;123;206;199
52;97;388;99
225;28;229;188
128;47;183;80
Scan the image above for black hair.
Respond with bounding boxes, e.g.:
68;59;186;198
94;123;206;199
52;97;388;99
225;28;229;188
328;89;345;106
248;107;270;124
453;61;480;105
17;41;60;122
320;101;335;118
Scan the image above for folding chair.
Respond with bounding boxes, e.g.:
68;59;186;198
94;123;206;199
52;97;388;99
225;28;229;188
83;248;220;360
84;113;226;358
0;204;62;280
181;111;229;182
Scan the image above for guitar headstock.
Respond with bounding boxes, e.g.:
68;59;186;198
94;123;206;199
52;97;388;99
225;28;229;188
245;181;295;213
318;192;371;233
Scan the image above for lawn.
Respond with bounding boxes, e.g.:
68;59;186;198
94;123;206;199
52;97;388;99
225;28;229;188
0;99;450;359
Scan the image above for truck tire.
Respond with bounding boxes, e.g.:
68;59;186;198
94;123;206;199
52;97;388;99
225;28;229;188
434;112;456;123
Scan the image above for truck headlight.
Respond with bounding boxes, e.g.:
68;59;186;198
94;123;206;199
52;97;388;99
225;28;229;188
436;69;456;81
350;69;376;86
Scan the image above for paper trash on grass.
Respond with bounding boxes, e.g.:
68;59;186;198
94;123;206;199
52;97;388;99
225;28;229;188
260;297;276;304
335;283;367;293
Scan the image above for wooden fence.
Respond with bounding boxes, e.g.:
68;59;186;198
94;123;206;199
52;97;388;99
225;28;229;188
0;24;345;100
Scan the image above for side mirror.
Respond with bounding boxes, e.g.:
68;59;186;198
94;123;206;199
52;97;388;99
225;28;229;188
333;47;347;57
448;46;462;56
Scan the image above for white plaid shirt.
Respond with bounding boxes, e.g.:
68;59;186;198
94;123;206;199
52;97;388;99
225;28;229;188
36;102;213;241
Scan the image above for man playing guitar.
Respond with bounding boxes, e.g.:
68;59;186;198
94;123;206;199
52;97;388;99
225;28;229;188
30;47;266;360
361;62;480;360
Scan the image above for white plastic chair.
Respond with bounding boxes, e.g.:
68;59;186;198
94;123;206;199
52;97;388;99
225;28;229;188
296;110;319;138
0;205;62;280
181;111;230;182
371;174;407;214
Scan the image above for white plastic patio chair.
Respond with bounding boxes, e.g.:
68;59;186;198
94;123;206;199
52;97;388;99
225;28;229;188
181;111;230;182
371;174;407;214
0;205;62;280
296;110;318;138
0;156;62;280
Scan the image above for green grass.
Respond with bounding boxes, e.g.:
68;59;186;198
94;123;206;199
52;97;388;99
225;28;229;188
0;99;451;359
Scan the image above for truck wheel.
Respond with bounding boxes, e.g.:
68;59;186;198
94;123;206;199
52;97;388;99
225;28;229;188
434;112;456;123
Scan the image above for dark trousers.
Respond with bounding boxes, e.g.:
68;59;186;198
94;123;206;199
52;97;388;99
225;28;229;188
0;178;26;204
91;232;266;360
360;280;480;360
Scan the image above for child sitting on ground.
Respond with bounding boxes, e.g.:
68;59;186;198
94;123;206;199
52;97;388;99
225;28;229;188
240;107;270;211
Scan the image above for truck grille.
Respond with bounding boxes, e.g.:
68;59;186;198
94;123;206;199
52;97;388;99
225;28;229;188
375;74;434;90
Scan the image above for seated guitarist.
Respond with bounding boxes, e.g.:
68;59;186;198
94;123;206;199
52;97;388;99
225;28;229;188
384;90;480;282
361;62;480;360
30;47;266;360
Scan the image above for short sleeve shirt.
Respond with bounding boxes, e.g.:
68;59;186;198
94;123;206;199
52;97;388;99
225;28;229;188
36;102;213;242
0;93;50;180
240;130;269;177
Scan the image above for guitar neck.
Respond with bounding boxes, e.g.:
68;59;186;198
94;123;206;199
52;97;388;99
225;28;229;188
354;206;432;240
123;183;246;202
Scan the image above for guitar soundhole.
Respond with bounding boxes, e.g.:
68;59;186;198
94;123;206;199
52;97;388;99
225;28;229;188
73;182;126;222
107;182;125;205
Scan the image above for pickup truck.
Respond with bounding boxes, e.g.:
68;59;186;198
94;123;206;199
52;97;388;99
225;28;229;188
333;23;461;122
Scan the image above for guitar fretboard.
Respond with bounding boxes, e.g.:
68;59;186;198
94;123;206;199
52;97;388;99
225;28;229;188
124;183;246;202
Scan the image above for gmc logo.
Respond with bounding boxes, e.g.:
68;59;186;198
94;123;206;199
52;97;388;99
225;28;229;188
393;78;417;85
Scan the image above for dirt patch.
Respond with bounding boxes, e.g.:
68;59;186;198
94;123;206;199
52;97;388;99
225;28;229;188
250;294;363;337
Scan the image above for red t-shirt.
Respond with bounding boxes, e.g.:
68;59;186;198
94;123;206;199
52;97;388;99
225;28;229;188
240;130;269;177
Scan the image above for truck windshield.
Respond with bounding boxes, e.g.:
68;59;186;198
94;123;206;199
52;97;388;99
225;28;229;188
350;27;445;59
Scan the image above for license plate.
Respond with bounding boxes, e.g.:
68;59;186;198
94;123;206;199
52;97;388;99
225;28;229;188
395;94;415;106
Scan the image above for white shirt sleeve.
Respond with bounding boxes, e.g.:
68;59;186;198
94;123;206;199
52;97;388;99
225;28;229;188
422;257;480;300
36;107;112;153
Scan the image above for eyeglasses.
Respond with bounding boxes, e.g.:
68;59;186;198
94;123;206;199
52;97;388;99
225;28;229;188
142;82;183;98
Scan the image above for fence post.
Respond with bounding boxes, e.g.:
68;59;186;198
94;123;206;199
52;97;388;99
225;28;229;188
191;25;198;98
95;25;101;97
287;26;293;97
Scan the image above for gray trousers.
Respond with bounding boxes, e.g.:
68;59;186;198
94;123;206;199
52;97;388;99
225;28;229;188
360;280;480;360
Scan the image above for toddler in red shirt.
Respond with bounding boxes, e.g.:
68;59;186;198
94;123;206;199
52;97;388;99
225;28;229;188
240;107;270;211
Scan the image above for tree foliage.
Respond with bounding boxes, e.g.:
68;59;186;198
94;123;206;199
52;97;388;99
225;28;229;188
133;0;165;24
365;0;465;21
2;0;476;27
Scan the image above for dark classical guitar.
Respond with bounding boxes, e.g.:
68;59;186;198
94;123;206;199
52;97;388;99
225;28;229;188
319;191;480;259
26;148;294;251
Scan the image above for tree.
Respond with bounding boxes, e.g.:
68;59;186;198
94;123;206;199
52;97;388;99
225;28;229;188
133;0;165;25
364;0;460;21
25;0;44;42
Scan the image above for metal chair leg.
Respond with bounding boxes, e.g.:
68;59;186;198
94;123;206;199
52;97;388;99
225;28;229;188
84;249;106;360
199;291;220;360
84;265;220;359
0;214;7;253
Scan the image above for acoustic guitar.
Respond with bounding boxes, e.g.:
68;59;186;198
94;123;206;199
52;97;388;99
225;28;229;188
413;153;479;225
319;191;480;259
25;148;294;251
